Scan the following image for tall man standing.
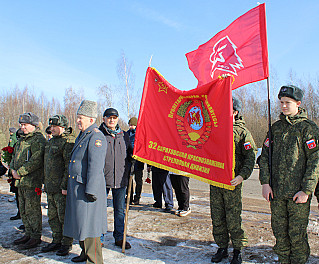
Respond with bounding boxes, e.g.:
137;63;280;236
42;115;75;256
64;100;107;263
11;112;46;249
260;85;319;264
99;108;132;249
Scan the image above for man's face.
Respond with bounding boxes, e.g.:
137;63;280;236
232;110;238;123
129;125;136;130
20;123;35;134
76;115;92;132
103;115;119;130
280;97;301;116
50;125;65;137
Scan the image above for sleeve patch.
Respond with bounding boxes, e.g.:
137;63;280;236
244;142;252;150
264;138;269;147
95;139;102;147
306;139;316;149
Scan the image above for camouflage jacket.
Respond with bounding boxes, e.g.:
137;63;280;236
259;108;319;199
44;127;75;193
9;133;18;147
10;129;46;188
233;115;257;180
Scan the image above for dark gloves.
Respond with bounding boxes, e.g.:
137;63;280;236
85;193;97;202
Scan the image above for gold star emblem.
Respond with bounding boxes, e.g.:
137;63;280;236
158;82;168;94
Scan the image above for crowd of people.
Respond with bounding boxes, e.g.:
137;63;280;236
0;84;319;264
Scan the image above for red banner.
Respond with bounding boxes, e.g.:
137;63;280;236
133;67;234;190
186;3;269;90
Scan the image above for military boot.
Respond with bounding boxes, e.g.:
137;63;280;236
20;238;41;249
41;242;61;252
230;249;242;264
211;247;228;262
14;235;30;245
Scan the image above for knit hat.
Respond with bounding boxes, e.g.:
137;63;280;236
278;85;304;102
19;112;39;127
77;100;98;118
103;108;119;117
232;97;242;112
49;114;69;128
128;117;138;126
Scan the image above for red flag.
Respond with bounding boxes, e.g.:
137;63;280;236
186;3;269;90
134;67;234;190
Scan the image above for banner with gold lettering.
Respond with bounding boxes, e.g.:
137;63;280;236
133;67;234;190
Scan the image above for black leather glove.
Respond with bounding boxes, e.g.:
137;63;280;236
85;193;97;202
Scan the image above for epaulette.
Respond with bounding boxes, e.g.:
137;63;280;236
94;128;102;133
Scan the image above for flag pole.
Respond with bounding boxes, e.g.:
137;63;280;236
266;77;272;199
122;160;135;253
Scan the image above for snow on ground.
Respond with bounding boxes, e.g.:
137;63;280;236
0;174;319;264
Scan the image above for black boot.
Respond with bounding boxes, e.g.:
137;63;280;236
211;248;228;263
10;213;21;220
230;249;242;264
56;244;72;256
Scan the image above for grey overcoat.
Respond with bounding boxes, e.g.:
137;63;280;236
63;123;107;241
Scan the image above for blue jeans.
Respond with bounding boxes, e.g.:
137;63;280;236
108;187;126;241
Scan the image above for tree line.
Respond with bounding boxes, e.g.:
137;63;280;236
1;66;318;149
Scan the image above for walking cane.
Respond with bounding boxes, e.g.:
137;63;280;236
122;160;135;253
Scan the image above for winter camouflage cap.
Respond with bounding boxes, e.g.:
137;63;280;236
77;100;98;118
232;97;242;112
49;114;69;128
19;112;39;127
278;85;304;102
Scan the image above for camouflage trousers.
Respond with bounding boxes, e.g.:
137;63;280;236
271;198;311;264
47;192;73;246
210;184;247;250
18;187;42;239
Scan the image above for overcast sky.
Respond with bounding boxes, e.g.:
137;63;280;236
1;0;318;116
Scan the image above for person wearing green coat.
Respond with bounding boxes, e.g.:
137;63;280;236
259;85;319;264
41;115;75;256
210;97;256;264
10;112;46;249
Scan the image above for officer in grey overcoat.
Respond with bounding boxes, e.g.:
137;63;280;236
63;100;107;264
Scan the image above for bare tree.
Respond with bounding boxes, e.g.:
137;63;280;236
117;51;138;120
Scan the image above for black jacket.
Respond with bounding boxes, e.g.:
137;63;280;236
99;123;132;188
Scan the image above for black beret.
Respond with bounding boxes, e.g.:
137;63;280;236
278;85;304;102
103;108;119;117
232;97;242;112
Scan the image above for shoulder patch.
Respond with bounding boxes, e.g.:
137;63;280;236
95;139;102;147
306;139;316;150
264;138;269;148
244;142;252;150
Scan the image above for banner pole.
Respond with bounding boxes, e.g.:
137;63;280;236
266;77;272;199
122;161;135;253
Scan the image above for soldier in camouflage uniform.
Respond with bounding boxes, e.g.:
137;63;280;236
259;85;319;264
41;115;75;256
210;97;256;264
10;112;46;249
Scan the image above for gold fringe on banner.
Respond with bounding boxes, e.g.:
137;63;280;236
133;155;235;191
